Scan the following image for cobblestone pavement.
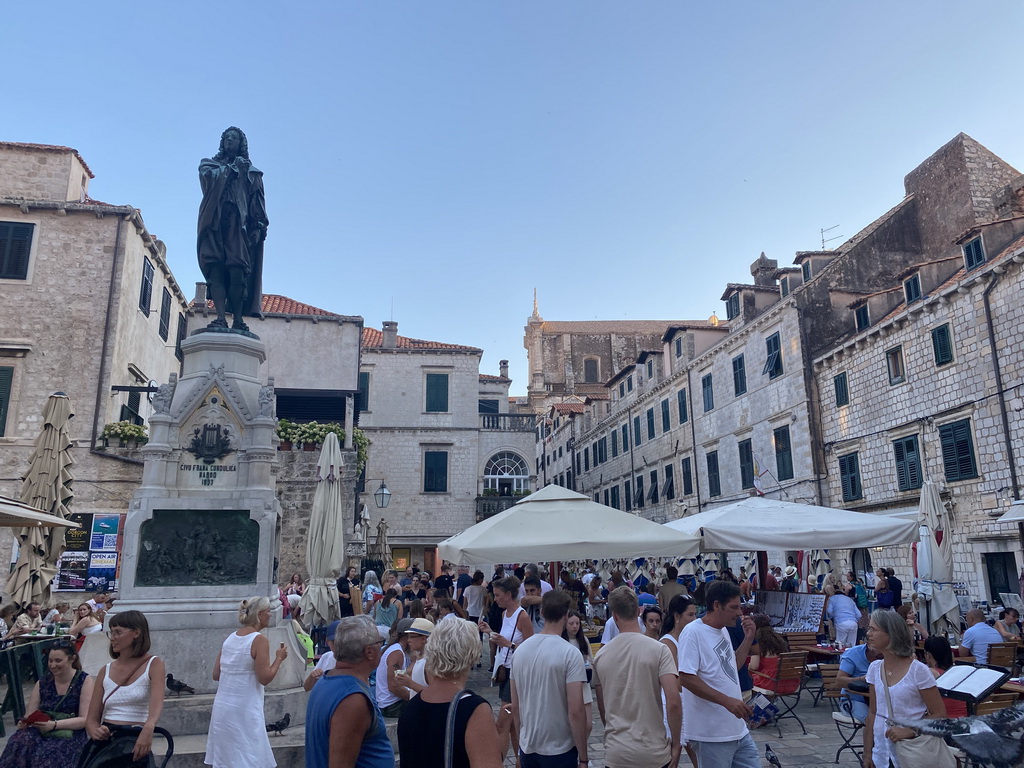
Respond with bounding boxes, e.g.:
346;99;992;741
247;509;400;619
467;660;864;768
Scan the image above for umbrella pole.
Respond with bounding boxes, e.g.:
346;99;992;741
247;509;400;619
757;551;768;594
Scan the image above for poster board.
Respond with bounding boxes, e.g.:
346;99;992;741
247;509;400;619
757;591;788;627
55;512;124;592
999;592;1023;612
754;590;825;633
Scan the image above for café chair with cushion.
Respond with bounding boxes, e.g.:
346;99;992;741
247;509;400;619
752;650;808;738
985;642;1017;673
818;663;863;765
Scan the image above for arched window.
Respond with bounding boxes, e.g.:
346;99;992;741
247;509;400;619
583;358;599;383
484;451;530;496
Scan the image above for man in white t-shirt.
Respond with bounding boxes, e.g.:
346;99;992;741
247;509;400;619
593;586;680;768
679;580;757;768
511;590;589;768
302;619;342;691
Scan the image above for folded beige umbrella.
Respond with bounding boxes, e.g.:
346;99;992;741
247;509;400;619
298;432;344;628
6;393;75;607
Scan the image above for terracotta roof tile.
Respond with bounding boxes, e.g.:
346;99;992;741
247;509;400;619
479;374;511;382
553;402;586;414
261;294;338;316
0;141;95;178
539;320;706;334
362;327;481;352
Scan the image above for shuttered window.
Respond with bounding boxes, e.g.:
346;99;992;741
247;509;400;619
774;426;794;481
680;457;693;496
648;470;659;504
838;452;862;501
175;313;187;361
0;222;33;280
633;416;642;446
664;464;675;500
893;435;922;491
904;274;922;304
423;451;448;492
621;424;629;452
624;480;632;511
425;373;449;412
706;451;721;497
158;289;172;341
634;476;645;509
932;325;953;367
661;399;671;432
963;237;985;270
611;429;619;458
357;372;370;413
646;408;656;440
139;257;154;315
763;333;783;378
733;355;747;396
0;366;13;436
855;305;870;331
677;388;688;423
702;374;714;412
834;372;850;407
739;439;754;489
939;419;978;482
610;485;620;510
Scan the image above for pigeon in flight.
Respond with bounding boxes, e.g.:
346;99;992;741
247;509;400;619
892;702;1024;768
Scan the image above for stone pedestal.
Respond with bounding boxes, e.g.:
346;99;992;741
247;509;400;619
110;331;306;693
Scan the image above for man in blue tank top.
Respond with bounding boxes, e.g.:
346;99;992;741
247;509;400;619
306;616;394;768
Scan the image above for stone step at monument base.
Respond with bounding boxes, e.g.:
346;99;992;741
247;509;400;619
158;685;307;737
155;719;401;768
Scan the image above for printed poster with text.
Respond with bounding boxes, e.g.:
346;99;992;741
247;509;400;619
54;512;94;591
90;514;121;552
87;552;118;592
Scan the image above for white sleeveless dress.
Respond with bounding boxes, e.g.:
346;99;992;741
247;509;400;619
205;631;276;768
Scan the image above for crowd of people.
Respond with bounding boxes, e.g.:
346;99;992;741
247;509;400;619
0;558;1016;768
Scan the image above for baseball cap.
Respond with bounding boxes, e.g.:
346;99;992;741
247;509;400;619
403;618;434;636
395;617;415;636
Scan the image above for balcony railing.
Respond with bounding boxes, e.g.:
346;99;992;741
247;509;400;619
480;413;535;432
476;496;518;522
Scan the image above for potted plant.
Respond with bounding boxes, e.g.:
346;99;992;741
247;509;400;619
275;419;297;450
101;420;148;448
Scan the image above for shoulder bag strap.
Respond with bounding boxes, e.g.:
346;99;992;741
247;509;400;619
102;655;151;706
51;669;81;712
444;690;472;768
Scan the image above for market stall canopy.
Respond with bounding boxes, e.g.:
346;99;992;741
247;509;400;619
0;496;81;529
438;484;700;565
662;496;918;552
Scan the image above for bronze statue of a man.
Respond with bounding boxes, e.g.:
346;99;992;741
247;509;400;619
197;126;268;332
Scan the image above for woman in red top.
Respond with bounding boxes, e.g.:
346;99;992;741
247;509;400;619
923;635;967;718
749;614;799;694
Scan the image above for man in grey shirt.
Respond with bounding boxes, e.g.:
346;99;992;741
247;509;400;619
511;590;589;768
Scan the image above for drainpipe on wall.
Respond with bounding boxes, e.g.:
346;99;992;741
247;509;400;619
982;272;1020;502
796;304;827;506
90;212;127;451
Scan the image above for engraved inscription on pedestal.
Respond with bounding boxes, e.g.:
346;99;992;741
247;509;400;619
136;509;258;586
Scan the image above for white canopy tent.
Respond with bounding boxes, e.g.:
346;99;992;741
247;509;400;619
438;484;700;565
662;497;919;552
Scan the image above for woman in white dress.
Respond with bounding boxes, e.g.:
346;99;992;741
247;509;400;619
204;597;289;768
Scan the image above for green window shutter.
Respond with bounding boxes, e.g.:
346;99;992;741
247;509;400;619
635;476;644;508
940;420;977;482
733;355;747;396
739;439;754;489
931;325;953;366
611;430;618;458
0;366;13;437
774;426;794;481
139;257;154;315
0;222;34;279
839;453;862;501
677;389;688;423
425;373;449;412
661;399;671;432
834;373;849;407
633;416;642;446
624;480;632;511
681;457;693;496
621;424;629;451
664;464;675;500
706;452;721;497
646;408;655;439
424;451;448;492
702;374;714;412
159;288;172;341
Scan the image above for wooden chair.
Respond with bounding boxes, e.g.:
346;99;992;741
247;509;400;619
818;663;864;765
973;690;1019;715
752;650;808;738
784;631;818;647
986;641;1017;671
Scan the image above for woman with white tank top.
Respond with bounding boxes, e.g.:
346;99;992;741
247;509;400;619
82;609;165;767
660;595;699;768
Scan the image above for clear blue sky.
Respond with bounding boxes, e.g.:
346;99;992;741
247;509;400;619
7;2;1024;395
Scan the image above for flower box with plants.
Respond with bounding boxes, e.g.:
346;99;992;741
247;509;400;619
101;421;148;447
275;419;369;471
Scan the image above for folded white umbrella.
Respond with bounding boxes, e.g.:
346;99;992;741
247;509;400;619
298;432;344;627
438;484;700;565
663;496;918;552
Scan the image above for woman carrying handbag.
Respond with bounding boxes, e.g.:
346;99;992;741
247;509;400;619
862;609;954;768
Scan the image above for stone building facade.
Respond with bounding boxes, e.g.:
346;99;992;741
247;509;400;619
0;142;190;574
358;322;535;573
812;138;1024;601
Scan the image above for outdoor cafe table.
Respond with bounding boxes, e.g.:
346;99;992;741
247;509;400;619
790;643;844;663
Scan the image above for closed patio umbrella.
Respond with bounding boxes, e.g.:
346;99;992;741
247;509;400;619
298;432;344;628
916;482;959;637
5;393;75;607
369;519;392;568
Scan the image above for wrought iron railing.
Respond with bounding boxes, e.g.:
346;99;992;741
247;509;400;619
476;496;518;522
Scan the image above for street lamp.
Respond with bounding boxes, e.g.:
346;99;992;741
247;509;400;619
373;481;391;509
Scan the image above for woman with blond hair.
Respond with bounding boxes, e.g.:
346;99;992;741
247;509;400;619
204;597;289;768
397;619;501;768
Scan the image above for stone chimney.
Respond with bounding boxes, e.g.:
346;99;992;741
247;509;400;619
382;321;398;349
194;282;208;305
750;252;778;286
499;360;509;379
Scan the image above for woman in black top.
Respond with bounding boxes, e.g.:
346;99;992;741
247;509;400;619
336;566;360;618
397;619;501;768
